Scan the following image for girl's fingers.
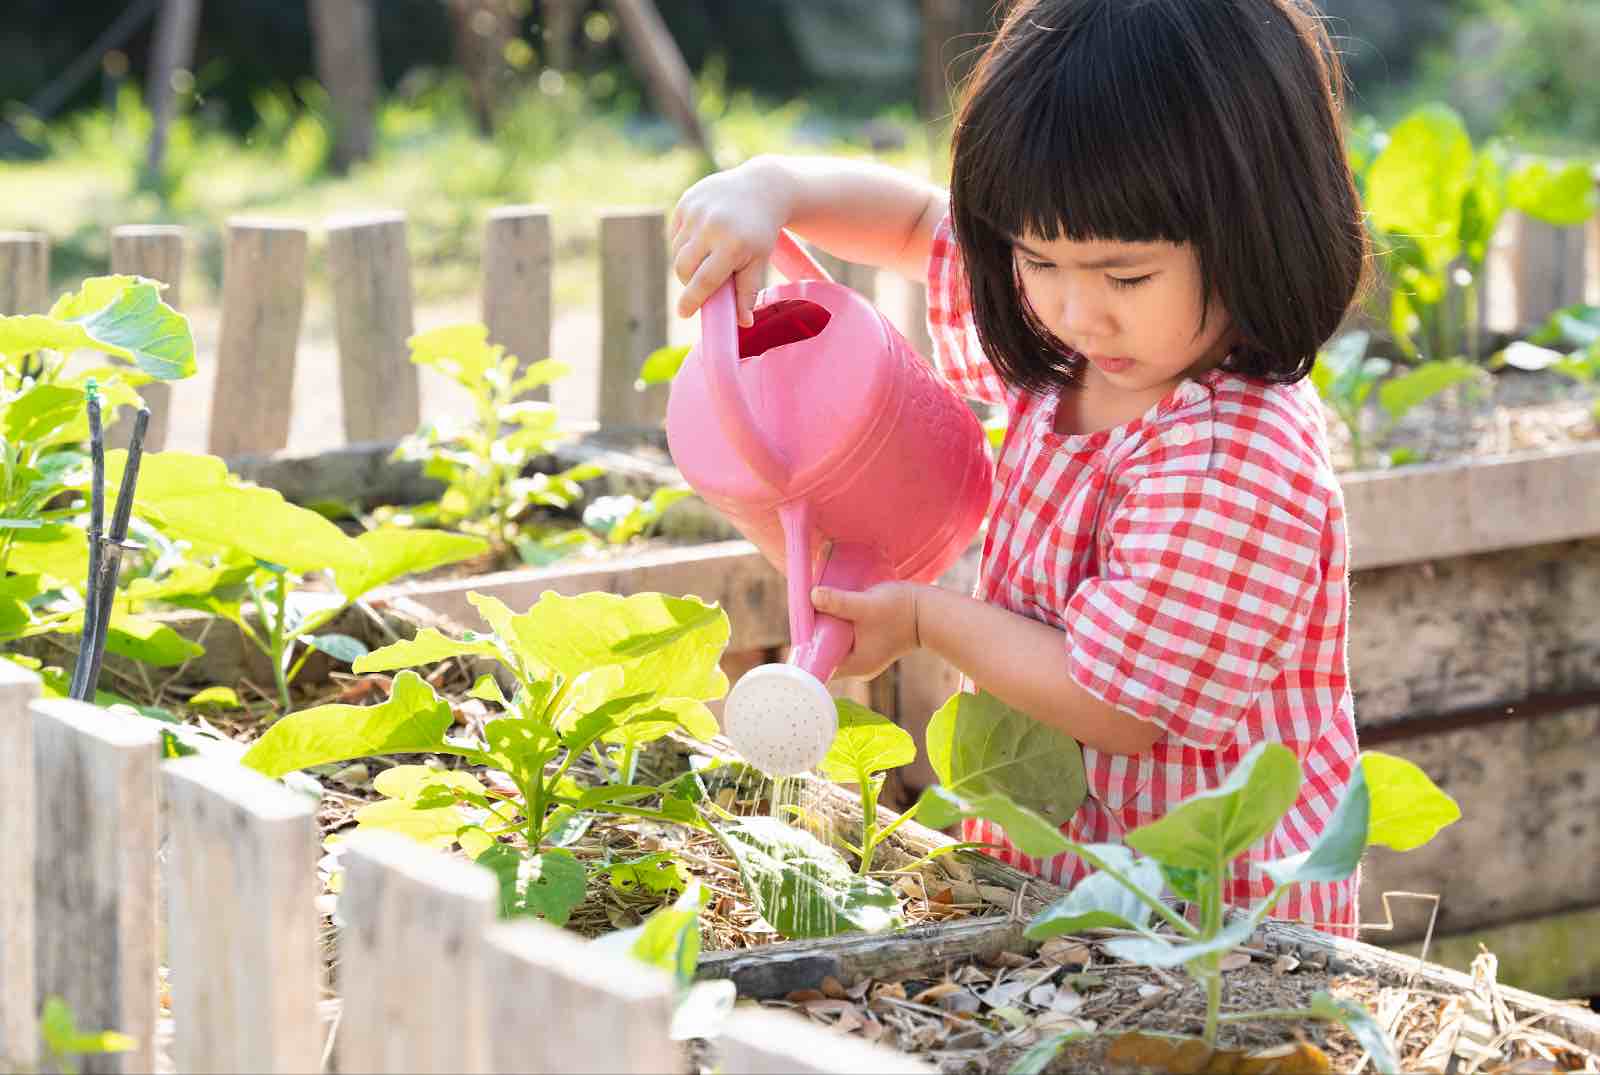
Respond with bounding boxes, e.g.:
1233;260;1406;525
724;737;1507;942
678;245;743;319
672;235;708;288
734;262;765;327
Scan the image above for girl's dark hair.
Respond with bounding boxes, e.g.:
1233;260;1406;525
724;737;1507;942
949;0;1368;393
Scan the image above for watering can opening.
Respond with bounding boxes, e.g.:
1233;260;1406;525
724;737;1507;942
739;299;832;361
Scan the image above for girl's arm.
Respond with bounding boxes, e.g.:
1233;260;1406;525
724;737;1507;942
672;154;947;325
811;582;1163;757
916;586;1164;756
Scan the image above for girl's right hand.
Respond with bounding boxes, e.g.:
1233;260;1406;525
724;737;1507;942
670;158;792;327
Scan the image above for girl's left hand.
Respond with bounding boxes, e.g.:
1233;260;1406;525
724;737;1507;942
809;582;922;680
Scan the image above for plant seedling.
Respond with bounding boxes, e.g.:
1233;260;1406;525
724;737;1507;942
917;743;1460;1069
817;699;919;875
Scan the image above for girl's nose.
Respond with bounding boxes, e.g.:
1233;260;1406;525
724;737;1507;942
1055;279;1115;341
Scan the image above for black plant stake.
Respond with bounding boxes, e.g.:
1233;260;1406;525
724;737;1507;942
70;380;152;703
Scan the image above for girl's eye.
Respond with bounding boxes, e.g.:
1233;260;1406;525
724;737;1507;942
1108;274;1154;290
1017;256;1055;274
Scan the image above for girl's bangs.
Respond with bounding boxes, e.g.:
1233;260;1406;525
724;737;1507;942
959;9;1201;249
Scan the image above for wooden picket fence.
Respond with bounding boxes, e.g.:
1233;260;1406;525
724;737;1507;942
2;185;1592;464
0;663;931;1075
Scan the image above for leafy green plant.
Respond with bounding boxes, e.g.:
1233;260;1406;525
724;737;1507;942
1312;331;1485;469
37;995;136;1075
917;745;1460;1068
1358;103;1596;364
818;700;919;874
241;589;731;927
390;324;598;563
1500;304;1600;421
581;489;696;548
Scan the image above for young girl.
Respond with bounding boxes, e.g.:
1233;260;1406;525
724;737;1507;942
669;0;1366;935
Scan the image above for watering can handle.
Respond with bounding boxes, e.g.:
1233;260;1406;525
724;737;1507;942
699;230;834;493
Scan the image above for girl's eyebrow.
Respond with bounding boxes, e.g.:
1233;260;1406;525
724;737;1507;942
1008;237;1160;270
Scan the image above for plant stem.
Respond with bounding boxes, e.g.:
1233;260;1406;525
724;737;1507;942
619;742;639;786
857;774;879;876
1216;1007;1318;1023
1200;863;1226;1047
271;573;291;711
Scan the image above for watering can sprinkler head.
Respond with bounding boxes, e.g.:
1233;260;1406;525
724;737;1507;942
722;662;838;777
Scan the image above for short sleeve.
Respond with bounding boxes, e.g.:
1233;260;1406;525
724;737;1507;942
1063;472;1324;749
925;213;1011;407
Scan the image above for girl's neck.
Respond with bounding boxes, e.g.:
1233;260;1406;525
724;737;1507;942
1052;367;1189;436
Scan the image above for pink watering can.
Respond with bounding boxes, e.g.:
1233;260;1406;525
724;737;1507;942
666;231;994;776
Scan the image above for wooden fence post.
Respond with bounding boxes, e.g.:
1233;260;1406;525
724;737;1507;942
482;206;553;398
338;831;496;1074
0;664;40;1071
716;1007;935;1073
482;920;676;1073
162;756;321;1074
209;219;308;457
1507;213;1587;335
109;224;185;451
31;698;160;1075
0;231;50;314
326;211;422;445
597;209;669;429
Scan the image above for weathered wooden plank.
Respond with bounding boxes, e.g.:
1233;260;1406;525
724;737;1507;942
482;206;553;399
31;697;160;1075
326;211;421;444
1507;212;1586;333
385;540;789;652
0;663;40;1071
597;209;668;429
716;1007;935;1073
1396;904;1600;1002
109;224;185;451
337;831;496;1074
209;220;308;457
482;920;676;1073
162;756;320;1074
0;231;50;314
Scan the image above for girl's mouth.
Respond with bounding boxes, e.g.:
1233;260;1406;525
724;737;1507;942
1086;354;1135;374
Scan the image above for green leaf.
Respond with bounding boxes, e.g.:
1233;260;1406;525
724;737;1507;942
241;670;456;778
350;796;472;849
93;611;205;667
335;527;489;600
4;525;88;588
614;881;706;987
1008;1031;1092;1075
476;845;588;925
1026;844;1166;936
3;384;82;444
1365;105;1473;271
819;700;916;785
1310;992;1400;1074
39;995;137;1063
483;714;561;789
352;628;500;673
925;689;1086;826
1361;751;1460;852
407;324;502;385
914;784;1070;860
1460;149;1508;264
713;816;902;939
599;697;721;746
1377;360;1481;420
636;344;690;385
468;673;507;706
187;686;241;709
607;852;692;896
513;358;574;394
1103;913;1257;968
30;276;194;380
305;633;368;665
1507;159;1599;227
1262;764;1369;891
1125;743;1300;872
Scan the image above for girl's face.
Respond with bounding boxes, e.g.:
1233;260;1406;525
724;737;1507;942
1011;233;1234;395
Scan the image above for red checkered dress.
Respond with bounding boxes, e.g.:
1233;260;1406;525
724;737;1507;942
924;214;1361;936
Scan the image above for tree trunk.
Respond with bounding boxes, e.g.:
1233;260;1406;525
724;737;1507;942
447;0;517;136
308;0;380;172
608;0;714;163
145;0;202;181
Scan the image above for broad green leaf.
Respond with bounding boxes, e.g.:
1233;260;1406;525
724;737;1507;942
914;784;1070;860
407;324;501;385
96;452;368;578
188;686;241;709
352;627;500;673
1361;751;1460;852
1507;159;1599;227
350;796;471;849
42;276;194;380
1102;913;1257;968
1365;105;1473;270
305;633;368;665
608;852;692;896
1377;360;1481;420
608;596;722;658
1026;844;1166;936
372;764;487;802
636;344;690;385
1262;764;1369;891
596;881;707;988
925;689;1086;826
599;697;720;746
39;995;137;1061
1460;149;1507;264
512;358;574;394
3;384;82;444
1311;992;1400;1074
514;591;730;708
241;670;456;778
124;559;252;605
468;673;507;705
819;699;916;785
713;816;902;939
476;845;587;925
3;525;87;587
483;714;561;789
1125;743;1300;872
335;527;489;600
72;610;205;667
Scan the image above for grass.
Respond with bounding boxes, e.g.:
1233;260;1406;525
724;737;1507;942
0;69;950;317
